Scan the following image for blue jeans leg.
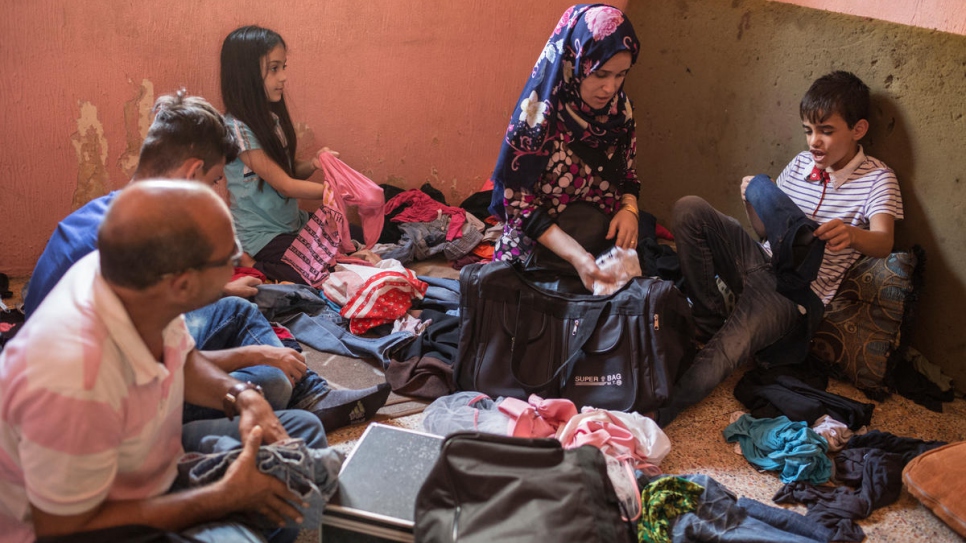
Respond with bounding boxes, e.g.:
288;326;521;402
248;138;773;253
182;409;328;453
185;296;284;350
182;297;294;423
744;174;826;304
183;365;294;423
182;522;266;543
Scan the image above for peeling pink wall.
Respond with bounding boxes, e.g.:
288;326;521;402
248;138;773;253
0;1;626;275
769;0;966;35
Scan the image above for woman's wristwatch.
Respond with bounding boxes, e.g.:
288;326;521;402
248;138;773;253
222;381;265;421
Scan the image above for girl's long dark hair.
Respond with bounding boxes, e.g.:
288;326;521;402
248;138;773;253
220;25;297;189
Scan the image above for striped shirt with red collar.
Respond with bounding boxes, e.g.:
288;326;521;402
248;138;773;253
768;146;904;305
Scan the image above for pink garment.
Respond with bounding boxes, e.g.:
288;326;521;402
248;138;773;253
281;180;349;288
498;395;579;438
317;153;385;249
555;409;671;475
384;190;467;241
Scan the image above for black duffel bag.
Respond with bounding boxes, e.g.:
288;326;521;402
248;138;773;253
414;432;635;543
454;261;695;414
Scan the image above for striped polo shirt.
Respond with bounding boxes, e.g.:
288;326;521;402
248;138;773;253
0;252;193;543
773;147;903;305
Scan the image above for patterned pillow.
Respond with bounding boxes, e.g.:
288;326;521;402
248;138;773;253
809;249;921;394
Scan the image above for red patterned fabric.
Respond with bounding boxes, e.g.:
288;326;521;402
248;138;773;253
340;269;428;334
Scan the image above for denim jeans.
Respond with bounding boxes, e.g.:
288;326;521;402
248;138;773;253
670;474;832;543
416;276;462;312
253;283;334;323
283;312;415;368
182;297;293;423
656;196;801;427
186;296;284;350
36;522;265;543
177;437;343;532
182;409;328;453
183;522;266;543
744;176;827;364
180;411;325;543
744;175;825;310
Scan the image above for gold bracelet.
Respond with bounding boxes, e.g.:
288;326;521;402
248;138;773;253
620;204;639;219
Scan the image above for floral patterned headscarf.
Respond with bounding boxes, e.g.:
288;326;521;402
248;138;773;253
489;4;640;218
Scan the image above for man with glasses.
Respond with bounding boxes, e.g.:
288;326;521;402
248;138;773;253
1;180;326;543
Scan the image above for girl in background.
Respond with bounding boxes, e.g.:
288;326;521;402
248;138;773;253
220;24;337;283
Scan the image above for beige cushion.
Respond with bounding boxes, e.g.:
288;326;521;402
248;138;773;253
902;441;966;537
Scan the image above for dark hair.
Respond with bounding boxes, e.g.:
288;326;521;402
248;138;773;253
220;25;297;189
133;89;238;179
800;71;870;128
98;183;217;289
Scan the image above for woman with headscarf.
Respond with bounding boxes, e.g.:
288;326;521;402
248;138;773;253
490;4;641;291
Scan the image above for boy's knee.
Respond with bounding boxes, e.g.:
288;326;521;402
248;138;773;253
671;195;713;230
744;174;778;203
216;296;260;315
244;366;293;409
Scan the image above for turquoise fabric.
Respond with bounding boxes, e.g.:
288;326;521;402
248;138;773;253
723;414;831;484
224;114;308;256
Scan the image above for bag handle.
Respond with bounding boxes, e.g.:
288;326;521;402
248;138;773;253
508;293;609;396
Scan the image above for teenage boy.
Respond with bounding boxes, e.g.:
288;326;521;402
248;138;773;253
655;71;903;427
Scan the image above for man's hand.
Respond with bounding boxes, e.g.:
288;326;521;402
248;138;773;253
249;345;308;386
606;209;639;249
814;218;853;252
222;276;262;298
219;426;305;527
236;389;290;444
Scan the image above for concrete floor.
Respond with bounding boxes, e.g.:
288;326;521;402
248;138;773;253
311;363;966;543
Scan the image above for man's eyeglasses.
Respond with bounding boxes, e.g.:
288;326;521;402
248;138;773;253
195;236;244;270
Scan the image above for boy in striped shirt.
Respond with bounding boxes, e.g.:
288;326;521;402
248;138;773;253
654;71;903;428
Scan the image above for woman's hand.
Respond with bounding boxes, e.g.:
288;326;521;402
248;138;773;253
572;252;616;293
606;208;639;249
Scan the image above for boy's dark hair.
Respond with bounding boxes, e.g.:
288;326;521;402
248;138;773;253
800;71;870;128
220;25;298;190
133;90;238;179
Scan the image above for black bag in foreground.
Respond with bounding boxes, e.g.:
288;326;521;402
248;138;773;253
414;432;635;543
454;261;694;413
